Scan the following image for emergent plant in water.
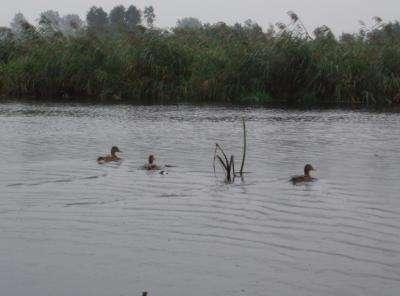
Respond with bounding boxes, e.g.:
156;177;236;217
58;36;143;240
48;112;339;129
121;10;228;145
213;117;247;183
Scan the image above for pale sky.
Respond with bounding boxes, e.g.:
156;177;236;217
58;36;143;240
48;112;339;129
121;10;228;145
0;0;399;34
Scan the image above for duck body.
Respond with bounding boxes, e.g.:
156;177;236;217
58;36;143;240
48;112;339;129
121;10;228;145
291;164;316;184
97;146;122;164
143;155;161;170
290;175;316;183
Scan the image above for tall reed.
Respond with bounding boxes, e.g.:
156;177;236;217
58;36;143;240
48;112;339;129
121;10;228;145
213;118;247;182
1;11;399;105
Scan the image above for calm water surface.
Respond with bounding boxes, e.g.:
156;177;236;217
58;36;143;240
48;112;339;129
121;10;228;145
1;103;400;296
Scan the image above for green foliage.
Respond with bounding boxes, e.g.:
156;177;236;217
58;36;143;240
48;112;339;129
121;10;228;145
109;5;127;31
239;92;274;104
86;6;108;32
126;5;142;30
0;10;400;106
176;17;202;30
143;6;155;28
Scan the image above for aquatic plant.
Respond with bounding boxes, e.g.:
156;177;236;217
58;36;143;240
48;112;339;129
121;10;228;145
213;118;247;182
240;117;246;175
213;143;235;182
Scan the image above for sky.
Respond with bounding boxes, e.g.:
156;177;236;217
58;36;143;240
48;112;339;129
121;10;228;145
0;0;399;34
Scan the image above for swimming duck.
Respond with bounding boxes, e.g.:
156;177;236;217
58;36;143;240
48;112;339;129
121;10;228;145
97;146;122;163
291;164;316;184
144;154;161;170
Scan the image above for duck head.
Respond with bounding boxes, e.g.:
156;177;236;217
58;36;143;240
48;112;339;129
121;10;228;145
111;146;121;156
304;164;315;176
148;154;155;164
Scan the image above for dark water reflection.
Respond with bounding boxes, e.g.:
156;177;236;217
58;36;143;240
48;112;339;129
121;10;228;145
1;103;400;296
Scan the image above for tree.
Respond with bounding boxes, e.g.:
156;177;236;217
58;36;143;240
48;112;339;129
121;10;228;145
86;6;108;32
144;6;155;28
243;19;263;36
109;5;127;31
61;14;84;35
176;17;202;29
10;12;27;35
38;10;62;36
9;12;37;40
0;27;13;41
126;5;141;30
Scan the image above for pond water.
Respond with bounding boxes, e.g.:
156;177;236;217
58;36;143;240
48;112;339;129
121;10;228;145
1;103;400;296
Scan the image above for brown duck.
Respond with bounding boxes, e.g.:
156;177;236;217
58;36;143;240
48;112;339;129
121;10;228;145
97;146;122;163
143;154;161;170
291;164;316;184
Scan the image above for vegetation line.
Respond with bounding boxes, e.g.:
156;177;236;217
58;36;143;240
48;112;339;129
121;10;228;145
0;7;399;106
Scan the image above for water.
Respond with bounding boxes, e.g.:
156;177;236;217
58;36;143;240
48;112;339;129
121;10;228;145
1;103;400;296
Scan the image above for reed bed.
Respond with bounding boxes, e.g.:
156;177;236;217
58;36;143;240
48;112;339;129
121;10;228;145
0;11;399;106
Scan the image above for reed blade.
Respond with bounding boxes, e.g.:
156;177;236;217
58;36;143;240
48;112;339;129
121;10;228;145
239;117;247;176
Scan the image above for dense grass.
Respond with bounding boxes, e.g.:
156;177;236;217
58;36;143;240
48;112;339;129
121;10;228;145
1;14;400;106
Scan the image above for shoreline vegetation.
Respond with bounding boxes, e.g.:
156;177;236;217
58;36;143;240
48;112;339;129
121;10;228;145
0;7;400;106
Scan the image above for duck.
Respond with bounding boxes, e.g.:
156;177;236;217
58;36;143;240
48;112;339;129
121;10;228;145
291;164;316;184
144;154;161;170
97;146;122;163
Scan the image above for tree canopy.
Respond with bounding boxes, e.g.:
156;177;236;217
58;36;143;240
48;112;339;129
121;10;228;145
86;6;108;31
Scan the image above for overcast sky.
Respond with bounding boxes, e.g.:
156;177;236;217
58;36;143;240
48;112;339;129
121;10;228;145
0;0;399;34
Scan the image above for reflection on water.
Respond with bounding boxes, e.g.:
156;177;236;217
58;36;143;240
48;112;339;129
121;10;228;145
1;103;400;296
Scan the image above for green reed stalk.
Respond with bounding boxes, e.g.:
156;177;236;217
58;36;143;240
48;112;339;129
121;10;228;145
240;117;246;176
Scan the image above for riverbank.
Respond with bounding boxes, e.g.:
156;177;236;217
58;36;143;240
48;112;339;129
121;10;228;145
1;11;399;107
